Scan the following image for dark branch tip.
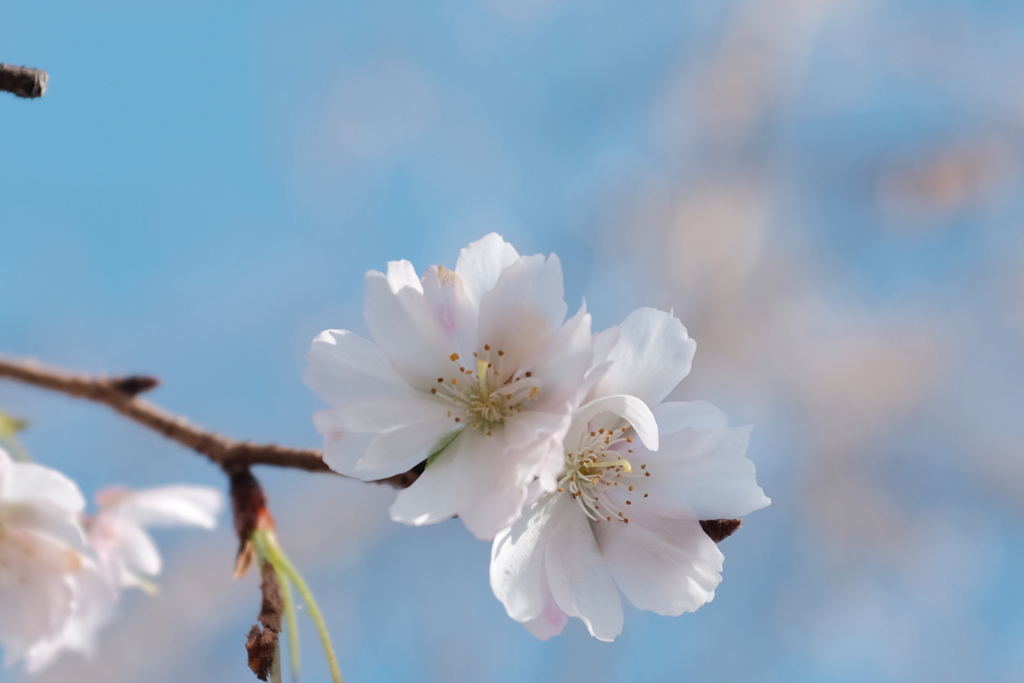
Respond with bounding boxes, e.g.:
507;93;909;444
700;519;742;543
111;375;160;396
0;64;48;99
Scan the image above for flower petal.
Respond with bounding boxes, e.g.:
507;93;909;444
544;495;623;642
454;232;521;306
565;395;659;454
633;425;771;520
594;512;723;616
502;409;572;496
313;409;379;477
102;486;223;529
651;400;728;435
522;580;568;641
589;308;696;407
4;462;85;516
476;254;567;372
388;429;490;530
490;494;560;623
303;330;409;407
324;394;459;478
109;520;162;581
528;303;594;411
363;260;454;388
421;265;478;356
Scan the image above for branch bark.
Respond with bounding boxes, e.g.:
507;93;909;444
0;64;47;98
0;353;418;482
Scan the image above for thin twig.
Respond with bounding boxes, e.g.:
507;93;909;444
0;353;428;485
0;64;47;98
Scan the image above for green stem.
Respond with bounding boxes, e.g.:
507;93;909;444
262;531;343;683
277;560;301;681
270;641;283;683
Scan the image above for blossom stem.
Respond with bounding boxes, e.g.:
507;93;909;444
270;642;283;683
277;561;301;681
259;530;343;683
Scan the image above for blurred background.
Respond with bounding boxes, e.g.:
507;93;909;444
2;0;1023;681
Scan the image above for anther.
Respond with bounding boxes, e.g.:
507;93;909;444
450;353;460;361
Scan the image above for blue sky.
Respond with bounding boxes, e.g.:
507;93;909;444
3;0;1024;681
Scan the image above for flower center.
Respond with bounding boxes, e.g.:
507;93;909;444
558;427;650;523
430;345;540;433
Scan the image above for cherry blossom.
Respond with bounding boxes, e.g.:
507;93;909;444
490;308;770;640
304;234;595;539
22;485;223;671
0;447;87;668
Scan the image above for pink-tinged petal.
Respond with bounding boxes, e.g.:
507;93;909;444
421;265;478;355
303;330;408;407
490;494;560;623
589;308;696;407
529;304;594;411
565;395;659;454
634;426;771;520
595;512;723;616
544;495;624;642
476;254;567;372
454;232;521;306
522;580;568;641
363;260;454;388
102;486;222;530
651;401;728;435
313;409;378;477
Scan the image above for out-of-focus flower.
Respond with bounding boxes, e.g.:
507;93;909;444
491;308;770;641
304;233;594;539
23;485;223;672
0;447;87;668
86;485;222;591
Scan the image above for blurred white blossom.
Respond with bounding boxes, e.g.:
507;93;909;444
21;485;223;672
0;448;87;669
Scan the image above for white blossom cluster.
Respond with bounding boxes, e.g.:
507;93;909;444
305;234;770;641
0;447;221;671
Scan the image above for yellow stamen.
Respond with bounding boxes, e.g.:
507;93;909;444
477;359;489;393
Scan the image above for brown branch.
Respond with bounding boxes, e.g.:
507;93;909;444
0;352;419;486
0;64;47;98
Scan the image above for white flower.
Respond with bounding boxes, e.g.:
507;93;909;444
304;234;595;540
86;485;222;591
23;485;223;671
490;308;771;641
0;447;87;668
